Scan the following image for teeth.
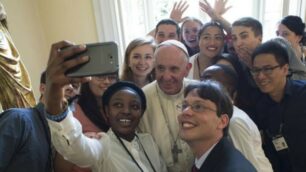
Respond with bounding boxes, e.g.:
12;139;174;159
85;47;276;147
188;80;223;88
136;67;147;71
182;122;195;128
207;47;217;50
119;119;131;124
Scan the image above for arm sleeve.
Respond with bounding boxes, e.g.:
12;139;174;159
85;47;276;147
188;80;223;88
47;110;104;167
228;118;262;168
0;110;30;171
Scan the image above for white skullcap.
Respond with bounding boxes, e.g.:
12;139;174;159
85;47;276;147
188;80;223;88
157;40;189;57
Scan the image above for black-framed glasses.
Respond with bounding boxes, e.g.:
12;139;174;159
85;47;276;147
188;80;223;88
177;102;217;113
250;65;281;76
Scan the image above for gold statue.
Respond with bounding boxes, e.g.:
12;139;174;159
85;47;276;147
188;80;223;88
0;3;35;111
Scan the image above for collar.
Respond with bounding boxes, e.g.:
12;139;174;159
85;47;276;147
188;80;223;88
35;102;45;114
194;142;218;169
156;79;186;99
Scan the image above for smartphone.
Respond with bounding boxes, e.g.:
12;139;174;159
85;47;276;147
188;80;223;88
65;42;119;77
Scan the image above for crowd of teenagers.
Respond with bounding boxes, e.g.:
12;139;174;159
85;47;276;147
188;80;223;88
1;0;306;172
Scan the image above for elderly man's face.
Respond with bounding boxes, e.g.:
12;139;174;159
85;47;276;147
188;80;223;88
154;45;190;95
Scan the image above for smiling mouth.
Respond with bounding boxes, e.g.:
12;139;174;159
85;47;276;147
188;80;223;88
119;119;131;125
181;122;196;129
136;66;148;71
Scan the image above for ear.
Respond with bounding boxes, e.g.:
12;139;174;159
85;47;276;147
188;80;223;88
296;35;303;44
282;64;289;76
218;114;230;131
185;63;192;76
39;83;46;95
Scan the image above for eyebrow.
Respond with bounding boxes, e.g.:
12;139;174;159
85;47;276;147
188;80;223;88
239;31;249;35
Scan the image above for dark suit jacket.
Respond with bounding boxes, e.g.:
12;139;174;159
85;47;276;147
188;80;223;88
198;137;257;172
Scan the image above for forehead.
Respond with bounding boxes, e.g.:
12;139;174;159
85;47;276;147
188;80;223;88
253;53;278;66
232;26;255;36
155;45;187;64
277;24;293;32
202;26;223;34
183;21;202;29
157;24;177;33
130;44;154;53
110;89;140;101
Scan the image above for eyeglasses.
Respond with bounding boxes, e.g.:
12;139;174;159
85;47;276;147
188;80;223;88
93;75;118;82
177;102;217;113
250;65;281;76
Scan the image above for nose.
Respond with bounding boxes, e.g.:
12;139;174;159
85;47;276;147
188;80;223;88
181;105;193;116
253;70;266;81
139;57;145;64
121;105;131;114
233;37;243;48
102;77;112;84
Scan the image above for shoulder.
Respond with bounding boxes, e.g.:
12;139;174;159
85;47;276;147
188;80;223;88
287;80;306;96
0;108;35;137
231;107;254;126
142;81;157;96
0;108;34;124
184;78;197;85
189;53;198;63
216;139;256;171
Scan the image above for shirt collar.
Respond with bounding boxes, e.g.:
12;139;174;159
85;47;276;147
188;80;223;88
194;142;218;169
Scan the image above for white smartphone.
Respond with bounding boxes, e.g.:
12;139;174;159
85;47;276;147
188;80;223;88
65;42;119;77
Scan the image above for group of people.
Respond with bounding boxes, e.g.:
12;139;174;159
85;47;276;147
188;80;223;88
1;0;306;172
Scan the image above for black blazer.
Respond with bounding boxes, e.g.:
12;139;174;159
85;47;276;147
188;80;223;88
197;137;257;172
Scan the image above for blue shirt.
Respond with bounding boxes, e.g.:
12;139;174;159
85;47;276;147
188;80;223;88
0;103;52;172
255;80;306;172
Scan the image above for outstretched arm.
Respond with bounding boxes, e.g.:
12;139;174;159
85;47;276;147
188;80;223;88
45;41;105;167
199;0;232;35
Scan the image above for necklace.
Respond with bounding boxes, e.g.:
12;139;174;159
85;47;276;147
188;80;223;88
155;85;182;163
114;132;156;172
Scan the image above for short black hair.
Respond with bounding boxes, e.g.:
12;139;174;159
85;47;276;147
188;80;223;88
184;80;233;135
102;81;146;114
155;19;180;36
252;40;289;66
232;17;262;37
201;64;238;99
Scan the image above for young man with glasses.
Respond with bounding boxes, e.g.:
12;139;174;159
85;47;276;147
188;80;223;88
252;41;306;172
178;80;256;172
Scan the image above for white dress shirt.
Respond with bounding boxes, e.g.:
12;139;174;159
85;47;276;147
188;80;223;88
47;111;167;172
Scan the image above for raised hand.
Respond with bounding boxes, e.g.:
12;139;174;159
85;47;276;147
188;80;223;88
214;0;232;16
199;0;231;20
45;41;90;115
170;0;189;23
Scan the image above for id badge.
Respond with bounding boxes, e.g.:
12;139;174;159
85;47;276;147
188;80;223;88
272;135;288;151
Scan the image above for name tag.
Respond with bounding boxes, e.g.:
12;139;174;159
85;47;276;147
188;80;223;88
272;135;288;151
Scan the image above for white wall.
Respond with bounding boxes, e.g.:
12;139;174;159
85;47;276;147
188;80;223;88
1;0;98;99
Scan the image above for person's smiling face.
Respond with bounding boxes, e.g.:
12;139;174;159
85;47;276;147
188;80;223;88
105;89;143;141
